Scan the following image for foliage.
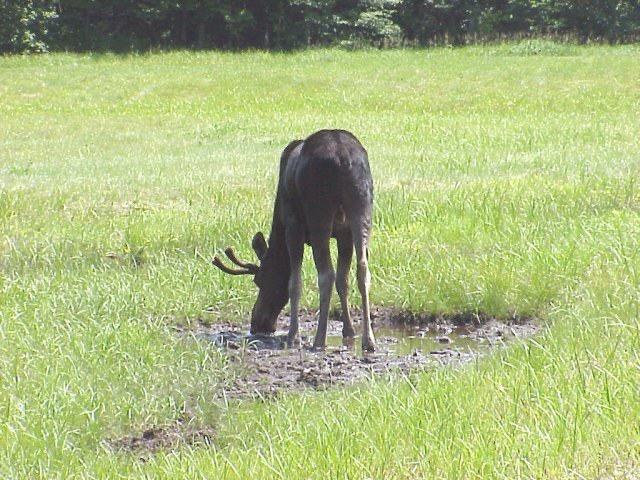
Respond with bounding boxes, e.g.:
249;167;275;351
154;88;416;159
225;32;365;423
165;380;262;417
0;0;58;53
1;0;639;52
351;0;403;46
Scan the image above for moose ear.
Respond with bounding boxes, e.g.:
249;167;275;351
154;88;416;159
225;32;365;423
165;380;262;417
252;232;268;260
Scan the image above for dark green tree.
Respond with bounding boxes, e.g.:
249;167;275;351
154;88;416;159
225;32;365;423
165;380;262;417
2;0;639;53
1;0;58;53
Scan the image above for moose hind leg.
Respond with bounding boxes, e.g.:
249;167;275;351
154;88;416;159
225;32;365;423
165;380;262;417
336;230;355;341
354;239;376;352
310;240;335;350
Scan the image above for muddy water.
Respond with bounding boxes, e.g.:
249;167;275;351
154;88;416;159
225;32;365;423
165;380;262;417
321;324;480;356
111;310;538;456
199;323;481;357
174;307;539;402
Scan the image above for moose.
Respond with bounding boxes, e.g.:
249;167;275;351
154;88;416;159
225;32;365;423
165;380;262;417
213;129;377;352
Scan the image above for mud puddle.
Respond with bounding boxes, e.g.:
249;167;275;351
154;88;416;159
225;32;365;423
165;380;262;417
198;323;477;356
112;307;538;456
179;306;539;401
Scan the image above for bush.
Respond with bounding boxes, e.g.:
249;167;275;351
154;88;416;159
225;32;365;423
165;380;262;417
0;1;58;53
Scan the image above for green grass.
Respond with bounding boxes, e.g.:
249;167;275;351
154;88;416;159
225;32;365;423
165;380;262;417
1;44;639;478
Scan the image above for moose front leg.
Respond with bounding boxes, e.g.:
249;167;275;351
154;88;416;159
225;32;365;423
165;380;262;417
286;224;305;347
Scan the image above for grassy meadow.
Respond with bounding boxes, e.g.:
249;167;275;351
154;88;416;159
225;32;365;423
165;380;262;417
1;42;639;478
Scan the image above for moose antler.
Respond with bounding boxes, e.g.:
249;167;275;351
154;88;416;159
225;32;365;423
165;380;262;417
212;248;259;275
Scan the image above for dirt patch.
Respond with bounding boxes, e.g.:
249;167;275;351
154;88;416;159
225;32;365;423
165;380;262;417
111;307;538;456
178;306;539;401
108;418;215;461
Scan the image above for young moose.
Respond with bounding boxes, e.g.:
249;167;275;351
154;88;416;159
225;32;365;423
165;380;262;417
213;129;376;351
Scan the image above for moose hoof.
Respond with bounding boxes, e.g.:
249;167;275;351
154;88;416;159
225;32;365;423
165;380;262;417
287;334;301;348
342;336;355;348
311;336;327;351
362;339;377;353
342;325;356;339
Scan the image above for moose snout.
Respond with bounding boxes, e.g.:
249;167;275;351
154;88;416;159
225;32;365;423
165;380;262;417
250;303;279;334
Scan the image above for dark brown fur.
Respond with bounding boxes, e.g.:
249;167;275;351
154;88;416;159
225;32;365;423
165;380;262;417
213;129;376;351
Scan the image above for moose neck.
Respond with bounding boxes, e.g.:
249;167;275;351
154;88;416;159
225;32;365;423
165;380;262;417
264;138;303;279
265;192;291;275
251;138;303;329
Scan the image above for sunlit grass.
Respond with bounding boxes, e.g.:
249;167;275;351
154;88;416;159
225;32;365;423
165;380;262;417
1;45;639;478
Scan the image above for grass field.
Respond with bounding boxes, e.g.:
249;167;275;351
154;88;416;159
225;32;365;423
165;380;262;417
1;42;639;478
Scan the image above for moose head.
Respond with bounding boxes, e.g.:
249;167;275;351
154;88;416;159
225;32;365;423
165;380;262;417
212;232;290;334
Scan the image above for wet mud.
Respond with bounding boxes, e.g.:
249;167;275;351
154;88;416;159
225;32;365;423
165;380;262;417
109;418;215;460
180;306;539;400
112;307;538;456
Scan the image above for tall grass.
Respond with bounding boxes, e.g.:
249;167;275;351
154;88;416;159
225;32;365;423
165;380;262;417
1;45;639;478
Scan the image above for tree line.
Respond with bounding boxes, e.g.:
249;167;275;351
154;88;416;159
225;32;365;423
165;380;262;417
2;0;639;54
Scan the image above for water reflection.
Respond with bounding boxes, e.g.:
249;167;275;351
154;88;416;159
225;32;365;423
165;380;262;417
320;324;481;356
